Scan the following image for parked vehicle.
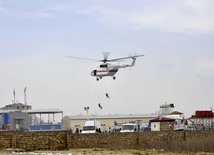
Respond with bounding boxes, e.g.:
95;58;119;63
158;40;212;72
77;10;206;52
82;120;101;134
141;122;150;131
120;123;138;132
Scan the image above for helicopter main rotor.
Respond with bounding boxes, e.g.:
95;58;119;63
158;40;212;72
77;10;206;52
66;52;144;63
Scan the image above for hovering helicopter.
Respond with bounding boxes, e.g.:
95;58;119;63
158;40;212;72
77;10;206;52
66;53;144;81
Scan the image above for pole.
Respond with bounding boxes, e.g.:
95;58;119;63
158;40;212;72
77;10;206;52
13;89;16;103
24;87;27;105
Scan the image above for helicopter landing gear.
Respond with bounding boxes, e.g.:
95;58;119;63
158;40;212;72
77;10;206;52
97;77;102;81
113;76;116;80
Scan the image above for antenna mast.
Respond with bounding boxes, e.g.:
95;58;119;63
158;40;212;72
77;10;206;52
24;87;27;105
13;88;16;104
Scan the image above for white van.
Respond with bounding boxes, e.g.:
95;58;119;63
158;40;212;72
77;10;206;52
82;120;101;134
120;123;137;133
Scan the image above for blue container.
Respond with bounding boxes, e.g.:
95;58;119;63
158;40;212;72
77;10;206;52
2;113;10;125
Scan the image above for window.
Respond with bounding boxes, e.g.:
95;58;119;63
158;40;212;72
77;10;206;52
83;126;95;131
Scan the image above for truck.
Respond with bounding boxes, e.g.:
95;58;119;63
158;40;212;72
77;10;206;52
82;120;101;134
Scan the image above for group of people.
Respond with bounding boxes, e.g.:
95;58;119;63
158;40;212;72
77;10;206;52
73;127;123;134
74;127;102;134
95;128;102;133
75;128;82;134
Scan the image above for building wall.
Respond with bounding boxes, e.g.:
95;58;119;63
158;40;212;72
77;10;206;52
151;122;174;131
151;122;160;131
189;117;214;129
160;122;174;131
10;111;29;130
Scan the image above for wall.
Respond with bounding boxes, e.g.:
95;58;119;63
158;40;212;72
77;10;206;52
160;122;174;131
0;131;214;152
10;111;28;130
151;122;160;131
0;131;68;151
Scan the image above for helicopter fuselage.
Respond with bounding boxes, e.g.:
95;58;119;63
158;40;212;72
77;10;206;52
90;63;119;80
90;58;137;80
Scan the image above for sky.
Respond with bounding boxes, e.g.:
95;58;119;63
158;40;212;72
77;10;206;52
0;0;214;121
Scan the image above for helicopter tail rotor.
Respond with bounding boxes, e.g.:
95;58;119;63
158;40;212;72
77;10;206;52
129;52;139;59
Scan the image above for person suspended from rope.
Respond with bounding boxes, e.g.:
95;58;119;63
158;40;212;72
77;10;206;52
98;103;103;109
106;93;110;99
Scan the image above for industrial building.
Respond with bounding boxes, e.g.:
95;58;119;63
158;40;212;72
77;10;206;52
0;88;63;131
0;103;63;131
61;114;158;132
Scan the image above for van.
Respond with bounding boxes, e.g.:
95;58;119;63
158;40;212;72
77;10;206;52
120;123;137;133
82;120;101;134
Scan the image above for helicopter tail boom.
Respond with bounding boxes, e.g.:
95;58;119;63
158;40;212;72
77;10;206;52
116;57;137;68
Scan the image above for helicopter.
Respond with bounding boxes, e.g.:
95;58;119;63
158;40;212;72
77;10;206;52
66;53;144;81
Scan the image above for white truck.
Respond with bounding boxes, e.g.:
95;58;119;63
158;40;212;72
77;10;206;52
120;123;138;133
82;120;101;134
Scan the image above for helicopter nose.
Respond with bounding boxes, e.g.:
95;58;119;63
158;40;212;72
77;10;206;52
91;70;97;76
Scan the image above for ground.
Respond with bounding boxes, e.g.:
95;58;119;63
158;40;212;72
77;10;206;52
2;148;214;155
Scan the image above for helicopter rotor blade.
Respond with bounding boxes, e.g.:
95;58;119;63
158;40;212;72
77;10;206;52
66;53;144;63
107;54;145;62
66;56;99;62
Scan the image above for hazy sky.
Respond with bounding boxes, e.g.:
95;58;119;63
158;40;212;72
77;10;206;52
0;0;214;120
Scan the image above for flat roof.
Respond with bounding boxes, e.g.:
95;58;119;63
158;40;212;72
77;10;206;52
0;109;63;115
27;109;63;114
150;117;175;122
65;114;158;120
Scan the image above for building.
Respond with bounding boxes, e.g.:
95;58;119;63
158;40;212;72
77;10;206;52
150;117;175;131
164;111;185;125
159;102;175;116
0;88;63;131
1;111;29;130
0;103;32;111
0;102;63;131
62;114;158;131
0;103;30;130
188;110;214;130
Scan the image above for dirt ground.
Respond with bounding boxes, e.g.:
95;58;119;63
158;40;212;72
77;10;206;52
2;148;214;155
30;149;214;155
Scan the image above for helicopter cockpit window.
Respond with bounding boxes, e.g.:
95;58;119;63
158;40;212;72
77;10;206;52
93;70;97;76
100;64;108;68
